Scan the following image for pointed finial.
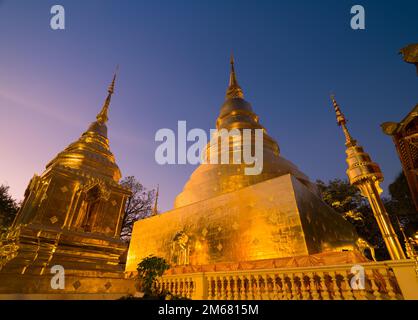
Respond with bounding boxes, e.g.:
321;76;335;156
330;94;347;126
330;94;356;146
396;216;416;258
151;184;159;216
225;53;244;100
107;65;118;95
96;67;118;124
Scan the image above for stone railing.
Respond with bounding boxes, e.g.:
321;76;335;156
156;259;418;300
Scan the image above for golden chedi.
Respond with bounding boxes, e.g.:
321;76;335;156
0;74;136;297
174;56;319;208
126;58;360;272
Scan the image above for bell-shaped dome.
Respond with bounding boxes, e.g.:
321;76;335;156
45;74;122;182
174;57;318;208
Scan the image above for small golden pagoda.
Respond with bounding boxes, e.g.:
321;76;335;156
126;58;360;272
0;74;136;297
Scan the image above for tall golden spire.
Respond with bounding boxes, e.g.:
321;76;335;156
96;68;118;124
330;95;406;260
151;185;159;216
225;54;244;100
331;95;356;147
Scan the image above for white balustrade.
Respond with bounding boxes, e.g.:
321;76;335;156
153;260;418;300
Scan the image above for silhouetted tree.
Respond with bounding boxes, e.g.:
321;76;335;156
0;184;19;233
120;176;156;242
316;178;367;214
137;255;170;296
385;172;416;215
384;171;418;239
316;179;388;260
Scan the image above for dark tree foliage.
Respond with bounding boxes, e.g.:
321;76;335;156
384;171;418;238
317;173;418;260
316;179;389;260
120;176;156;242
316;179;367;214
0;184;19;233
385;172;417;216
137;255;170;295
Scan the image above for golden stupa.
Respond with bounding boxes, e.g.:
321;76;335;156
0;74;136;297
174;56;319;208
126;58;359;271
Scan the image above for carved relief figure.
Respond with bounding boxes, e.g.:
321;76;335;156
170;231;190;266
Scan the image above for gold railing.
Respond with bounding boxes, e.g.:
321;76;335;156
156;260;418;300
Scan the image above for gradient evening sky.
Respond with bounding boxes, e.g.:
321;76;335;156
0;0;417;211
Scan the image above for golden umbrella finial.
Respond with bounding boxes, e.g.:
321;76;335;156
226;53;244;100
107;65;119;95
97;66;119;124
330;94;356;146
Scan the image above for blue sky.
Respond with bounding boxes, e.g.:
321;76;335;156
0;0;417;211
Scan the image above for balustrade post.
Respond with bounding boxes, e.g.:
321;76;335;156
308;273;320;300
191;273;208;300
224;276;230;300
231;276;236;300
237;276;242;300
183;277;188;298
320;272;331;300
282;275;291;300
381;268;398;300
213;276;219;300
249;276;256;300
343;271;356;300
288;274;299;300
175;279;179;296
331;271;343;300
297;273;310;300
220;276;226;299
242;275;249;300
272;275;279;300
256;275;263;299
264;274;272;300
367;270;382;300
278;275;286;300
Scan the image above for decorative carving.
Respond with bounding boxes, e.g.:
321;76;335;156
0;243;19;271
400;43;418;74
72;280;81;290
104;281;112;290
170;231;190;266
50;216;59;224
217;243;223;251
80;179;111;201
356;237;377;261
